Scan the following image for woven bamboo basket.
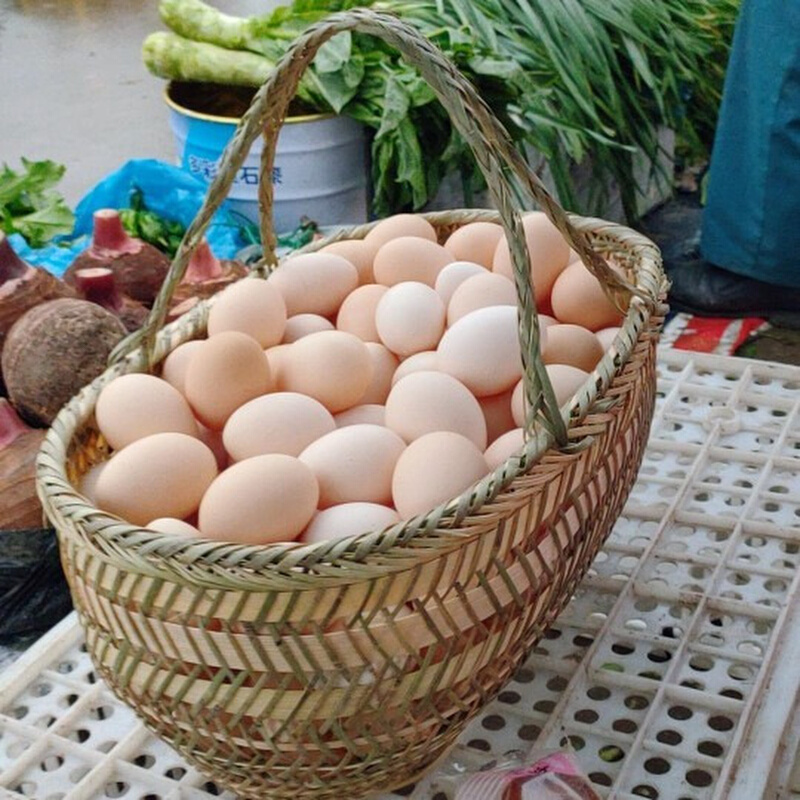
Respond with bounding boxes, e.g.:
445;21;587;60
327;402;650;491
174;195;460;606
36;9;667;800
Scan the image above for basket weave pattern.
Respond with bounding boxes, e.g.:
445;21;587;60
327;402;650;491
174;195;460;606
38;10;667;800
58;316;658;800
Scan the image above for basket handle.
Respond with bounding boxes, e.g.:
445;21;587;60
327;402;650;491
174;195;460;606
126;8;645;445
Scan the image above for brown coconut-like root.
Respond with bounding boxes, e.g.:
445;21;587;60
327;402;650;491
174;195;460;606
0;232;76;389
0;398;47;530
2;298;127;426
73;267;148;332
64;209;171;306
169;239;249;311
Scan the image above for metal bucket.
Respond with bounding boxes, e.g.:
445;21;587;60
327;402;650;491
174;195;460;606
165;82;369;233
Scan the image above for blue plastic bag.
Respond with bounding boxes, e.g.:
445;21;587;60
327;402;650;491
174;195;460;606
10;159;252;277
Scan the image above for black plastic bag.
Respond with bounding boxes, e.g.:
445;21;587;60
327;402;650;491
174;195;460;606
0;528;73;640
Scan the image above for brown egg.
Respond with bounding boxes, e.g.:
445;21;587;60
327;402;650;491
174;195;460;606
375;282;446;357
303;502;400;544
492;212;571;309
265;343;292;391
335;404;385;428
373;237;453;287
300;424;406;508
197;423;229;471
392;431;488;519
363;213;437;259
484;427;525;471
361;343;400;405
184;330;272;429
96;373;198;450
511;364;590;425
385;371;487;449
336;284;387;342
147;517;202;536
434;261;487;305
268;252;358;317
280;330;373;413
478;388;517;445
282;314;334;343
549;261;625;331
444;221;504;269
320;238;374;285
391;350;438;386
437;306;522;397
542;324;605;372
222;392;336;461
447;272;517;326
198;454;319;543
596;326;621;351
95;432;217;526
79;460;110;505
538;314;559;332
206;278;286;347
161;340;205;394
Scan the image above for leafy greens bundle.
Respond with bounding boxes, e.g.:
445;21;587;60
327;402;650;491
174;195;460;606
144;0;739;220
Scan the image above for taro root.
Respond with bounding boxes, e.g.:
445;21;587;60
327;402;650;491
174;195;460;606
73;267;148;332
0;232;75;369
64;209;170;306
0;398;46;530
169;239;248;310
2;298;127;426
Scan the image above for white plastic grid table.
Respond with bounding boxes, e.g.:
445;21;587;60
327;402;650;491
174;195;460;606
1;347;800;800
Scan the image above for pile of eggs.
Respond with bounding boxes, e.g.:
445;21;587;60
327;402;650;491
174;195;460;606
82;212;624;546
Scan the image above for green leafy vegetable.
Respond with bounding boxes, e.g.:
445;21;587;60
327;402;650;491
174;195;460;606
234;215;319;264
0;159;75;247
144;0;740;220
118;188;186;257
145;0;525;216
277;217;319;250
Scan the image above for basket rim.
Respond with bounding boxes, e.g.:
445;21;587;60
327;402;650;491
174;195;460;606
36;209;666;587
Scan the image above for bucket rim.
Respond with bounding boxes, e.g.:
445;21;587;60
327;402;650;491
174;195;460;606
164;82;336;126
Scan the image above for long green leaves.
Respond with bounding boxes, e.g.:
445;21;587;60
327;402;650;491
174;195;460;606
374;0;739;218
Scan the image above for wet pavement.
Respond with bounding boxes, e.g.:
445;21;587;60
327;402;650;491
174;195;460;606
0;0;172;205
0;0;281;204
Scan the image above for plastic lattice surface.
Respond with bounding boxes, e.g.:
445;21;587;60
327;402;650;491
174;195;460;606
0;633;234;799
1;349;800;800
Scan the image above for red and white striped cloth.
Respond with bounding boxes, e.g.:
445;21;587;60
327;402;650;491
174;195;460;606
454;751;601;799
661;313;769;356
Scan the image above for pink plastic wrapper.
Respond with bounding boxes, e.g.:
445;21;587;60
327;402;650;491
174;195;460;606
454;750;601;800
